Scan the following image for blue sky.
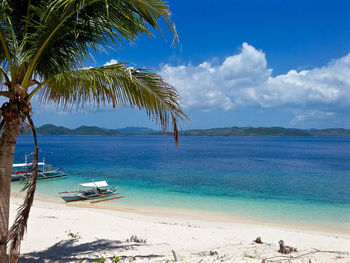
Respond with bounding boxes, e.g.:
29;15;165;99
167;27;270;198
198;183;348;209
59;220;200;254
34;0;350;129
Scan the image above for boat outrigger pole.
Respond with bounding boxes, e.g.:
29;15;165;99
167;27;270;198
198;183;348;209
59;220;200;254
90;196;125;204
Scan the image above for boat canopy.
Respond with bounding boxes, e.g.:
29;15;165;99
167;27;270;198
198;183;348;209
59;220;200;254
79;181;108;188
13;162;45;168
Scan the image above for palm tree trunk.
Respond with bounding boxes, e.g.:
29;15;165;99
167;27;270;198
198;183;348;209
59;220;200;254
8;113;38;263
0;121;19;262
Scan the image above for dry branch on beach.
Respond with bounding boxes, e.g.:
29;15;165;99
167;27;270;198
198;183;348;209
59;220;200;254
262;249;349;263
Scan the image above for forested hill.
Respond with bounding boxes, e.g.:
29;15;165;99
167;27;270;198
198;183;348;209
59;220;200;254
178;127;350;136
23;124;350;136
24;124;121;136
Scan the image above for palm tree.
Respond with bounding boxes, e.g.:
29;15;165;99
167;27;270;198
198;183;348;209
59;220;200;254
0;0;187;262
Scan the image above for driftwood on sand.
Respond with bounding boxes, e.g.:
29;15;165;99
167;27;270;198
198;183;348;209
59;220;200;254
278;240;297;254
254;237;263;244
172;250;177;261
262;248;349;263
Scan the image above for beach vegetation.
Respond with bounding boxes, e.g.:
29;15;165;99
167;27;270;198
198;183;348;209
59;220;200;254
243;252;259;260
0;0;187;262
126;234;147;243
94;257;105;263
65;230;81;239
93;256;122;263
112;256;123;262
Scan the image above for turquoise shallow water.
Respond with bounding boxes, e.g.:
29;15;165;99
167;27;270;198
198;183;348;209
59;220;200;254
12;136;350;229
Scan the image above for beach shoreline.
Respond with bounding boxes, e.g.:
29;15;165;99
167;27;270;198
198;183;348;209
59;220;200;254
10;191;350;262
11;189;350;236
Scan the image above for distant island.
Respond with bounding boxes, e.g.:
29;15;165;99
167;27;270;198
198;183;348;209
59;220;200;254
24;124;121;136
178;127;350;137
23;124;350;137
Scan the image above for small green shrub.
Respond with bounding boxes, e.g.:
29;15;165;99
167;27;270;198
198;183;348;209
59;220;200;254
243;253;257;259
93;256;122;263
65;230;81;239
126;235;146;243
93;257;105;263
112;256;122;262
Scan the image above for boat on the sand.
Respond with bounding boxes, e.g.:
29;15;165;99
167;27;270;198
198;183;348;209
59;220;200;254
59;180;122;202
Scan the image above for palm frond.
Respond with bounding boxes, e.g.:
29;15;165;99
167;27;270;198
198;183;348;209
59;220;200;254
20;0;177;87
34;63;188;143
0;1;16;84
0;65;10;84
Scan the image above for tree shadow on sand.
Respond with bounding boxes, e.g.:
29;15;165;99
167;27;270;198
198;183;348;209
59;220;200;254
19;239;164;263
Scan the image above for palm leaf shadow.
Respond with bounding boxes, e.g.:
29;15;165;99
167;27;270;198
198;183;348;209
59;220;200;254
19;238;164;262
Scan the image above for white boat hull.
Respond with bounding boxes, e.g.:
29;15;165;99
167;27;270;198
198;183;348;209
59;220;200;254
59;186;119;202
11;169;67;181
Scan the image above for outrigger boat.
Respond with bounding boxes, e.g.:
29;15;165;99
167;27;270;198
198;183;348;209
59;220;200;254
59;181;122;203
12;155;67;181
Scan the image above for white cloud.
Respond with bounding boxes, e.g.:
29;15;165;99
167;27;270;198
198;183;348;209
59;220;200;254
158;43;350;124
104;59;118;66
159;43;272;111
260;55;350;109
290;110;336;125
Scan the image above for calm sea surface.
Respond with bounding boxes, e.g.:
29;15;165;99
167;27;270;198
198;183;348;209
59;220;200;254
12;136;350;229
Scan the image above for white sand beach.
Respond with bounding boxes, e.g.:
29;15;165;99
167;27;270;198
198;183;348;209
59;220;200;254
10;193;350;263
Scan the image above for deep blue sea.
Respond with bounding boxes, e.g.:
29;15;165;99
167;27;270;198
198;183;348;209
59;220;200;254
12;136;350;229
